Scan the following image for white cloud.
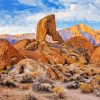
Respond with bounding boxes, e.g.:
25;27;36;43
17;0;43;6
0;26;35;35
0;0;100;35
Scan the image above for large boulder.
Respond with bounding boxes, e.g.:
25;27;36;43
0;39;23;71
63;53;87;64
25;41;39;51
90;47;100;65
18;48;49;63
13;39;32;50
36;14;63;44
10;58;46;77
65;36;95;61
38;42;65;64
9;59;67;81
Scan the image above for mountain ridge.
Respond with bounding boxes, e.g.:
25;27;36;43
58;23;100;45
0;23;100;45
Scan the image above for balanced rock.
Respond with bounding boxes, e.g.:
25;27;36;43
36;14;63;44
0;39;23;71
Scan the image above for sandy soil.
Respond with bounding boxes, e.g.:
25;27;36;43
0;84;99;100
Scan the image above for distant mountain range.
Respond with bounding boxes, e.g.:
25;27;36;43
59;23;100;46
0;33;36;44
0;23;100;45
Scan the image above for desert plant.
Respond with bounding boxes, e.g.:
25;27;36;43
3;77;16;87
32;81;53;92
20;74;33;83
20;84;30;90
32;81;40;91
40;83;53;92
53;86;64;98
80;82;93;93
26;93;38;100
36;75;52;84
93;88;100;97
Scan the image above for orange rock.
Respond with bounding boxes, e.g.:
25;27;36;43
47;67;58;79
13;39;31;50
0;39;23;70
63;53;87;64
90;47;100;65
52;31;63;44
19;48;49;63
39;42;65;64
63;54;77;64
65;36;95;59
25;41;39;51
36;14;63;43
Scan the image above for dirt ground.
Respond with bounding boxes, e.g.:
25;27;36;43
0;84;99;100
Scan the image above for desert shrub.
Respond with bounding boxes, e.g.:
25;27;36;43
20;84;30;90
39;83;53;92
32;81;40;91
66;81;79;89
53;86;64;98
25;93;38;100
3;78;16;87
80;83;93;93
36;75;52;84
0;70;7;74
20;74;33;83
32;81;53;92
93;88;100;97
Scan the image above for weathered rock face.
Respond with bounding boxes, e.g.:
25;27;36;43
90;47;100;65
18;48;49;63
8;58;68;81
10;58;46;78
39;42;65;64
63;53;87;64
13;39;32;50
25;41;39;51
36;14;63;44
65;36;95;60
0;39;23;71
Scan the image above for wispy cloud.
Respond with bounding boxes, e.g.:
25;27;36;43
0;0;100;34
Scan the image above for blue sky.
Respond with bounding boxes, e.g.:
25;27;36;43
0;0;100;34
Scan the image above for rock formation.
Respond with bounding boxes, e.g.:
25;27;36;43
65;36;95;60
36;14;63;44
13;39;32;50
90;47;100;65
0;39;23;71
38;41;65;64
18;49;49;63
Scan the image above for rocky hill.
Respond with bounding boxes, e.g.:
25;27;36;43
59;23;100;45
